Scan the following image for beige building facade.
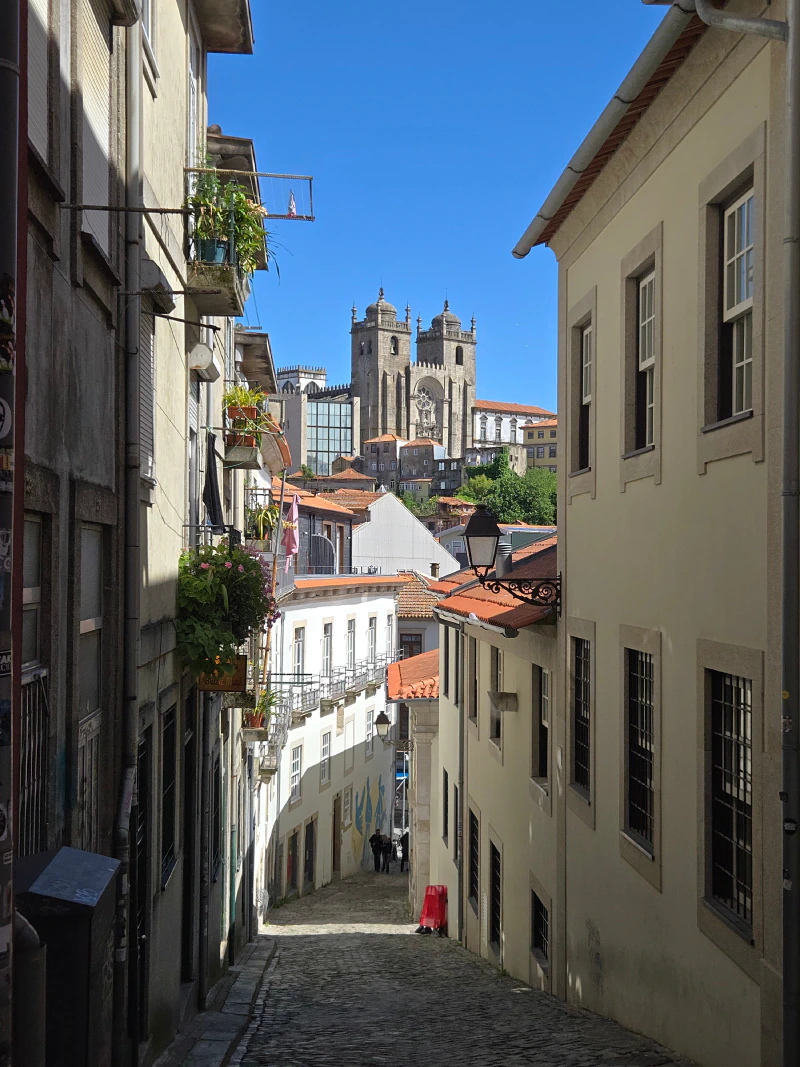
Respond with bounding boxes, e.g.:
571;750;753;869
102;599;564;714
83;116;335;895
428;7;786;1067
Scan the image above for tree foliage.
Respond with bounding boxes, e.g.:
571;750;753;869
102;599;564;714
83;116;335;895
458;466;557;525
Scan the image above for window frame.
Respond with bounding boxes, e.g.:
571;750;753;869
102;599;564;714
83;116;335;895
290;744;302;803
697;125;765;471
442;768;449;844
160;704;177;886
619;624;662;891
320;731;331;785
468;808;480;912
567;617;595;828
529;870;552;989
322;621;333;677
488;838;502;952
532;665;550;786
346;618;355;670
343;784;353;826
567;288;597;499
365;708;374;758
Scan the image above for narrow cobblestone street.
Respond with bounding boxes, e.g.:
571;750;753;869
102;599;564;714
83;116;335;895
227;870;696;1067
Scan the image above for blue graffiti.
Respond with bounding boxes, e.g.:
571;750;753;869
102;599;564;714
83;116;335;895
374;774;385;831
355;782;366;834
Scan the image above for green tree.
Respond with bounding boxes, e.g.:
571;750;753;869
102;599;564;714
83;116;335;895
456;473;494;503
298;463;315;480
481;468;557;526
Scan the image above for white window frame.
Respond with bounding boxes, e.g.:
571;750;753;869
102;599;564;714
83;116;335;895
366;709;374;756
343;784;353;826
23;515;43;670
541;669;550;727
367;616;377;663
293;626;305;676
723;190;755;416
385;615;394;657
581;323;593;404
346;618;355;670
495;417;502;442
322;622;332;677
480;416;487;441
638;270;656;447
290;745;302;801
320;732;331;784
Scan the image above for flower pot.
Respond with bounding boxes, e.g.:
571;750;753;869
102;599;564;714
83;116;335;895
225;432;257;448
196;238;228;264
227;405;258;421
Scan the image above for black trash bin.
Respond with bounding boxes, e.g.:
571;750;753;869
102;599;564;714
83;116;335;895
15;847;120;1067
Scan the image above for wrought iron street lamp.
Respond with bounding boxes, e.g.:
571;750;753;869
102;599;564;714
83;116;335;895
464;504;562;614
374;710;392;741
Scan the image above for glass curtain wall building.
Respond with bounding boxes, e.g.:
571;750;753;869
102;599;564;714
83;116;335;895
306;399;353;475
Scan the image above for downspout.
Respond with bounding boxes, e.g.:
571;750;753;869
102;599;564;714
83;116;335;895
115;15;142;1065
268;471;287;903
198;692;211;1008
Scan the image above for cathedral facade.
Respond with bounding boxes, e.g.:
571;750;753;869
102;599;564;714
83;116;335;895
350;290;477;460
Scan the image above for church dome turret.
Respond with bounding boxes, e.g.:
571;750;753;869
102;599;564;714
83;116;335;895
365;287;397;321
431;299;461;328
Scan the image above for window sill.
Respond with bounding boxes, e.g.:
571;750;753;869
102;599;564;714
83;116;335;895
569;467;591;478
622;444;655;460
620;829;654;860
567;782;595;830
701;409;753;434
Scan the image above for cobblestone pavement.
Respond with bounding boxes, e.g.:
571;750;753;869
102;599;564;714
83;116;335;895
230;869;696;1067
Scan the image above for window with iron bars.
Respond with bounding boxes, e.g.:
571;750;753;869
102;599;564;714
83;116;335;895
468;809;480;906
489;842;501;947
627;650;654;848
572;638;591;792
531;891;549;964
709;670;753;929
161;705;177;883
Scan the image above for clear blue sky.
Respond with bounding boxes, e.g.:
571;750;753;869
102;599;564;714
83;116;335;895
208;1;664;412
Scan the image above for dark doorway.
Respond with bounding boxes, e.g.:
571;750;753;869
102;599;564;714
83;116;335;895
135;728;152;1039
332;797;342;877
303;820;316;890
181;690;197;982
287;831;299;893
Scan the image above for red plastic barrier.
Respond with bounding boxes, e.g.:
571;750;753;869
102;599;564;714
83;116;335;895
419;884;448;932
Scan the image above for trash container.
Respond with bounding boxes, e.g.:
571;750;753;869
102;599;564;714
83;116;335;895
15;847;120;1067
418;884;448;935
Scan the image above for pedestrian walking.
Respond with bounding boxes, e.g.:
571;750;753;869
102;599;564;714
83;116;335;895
369;830;383;873
399;830;410;873
381;833;393;872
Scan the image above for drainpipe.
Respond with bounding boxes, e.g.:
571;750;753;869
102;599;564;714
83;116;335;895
198;692;211;1008
645;2;797;1061
114;15;142;1065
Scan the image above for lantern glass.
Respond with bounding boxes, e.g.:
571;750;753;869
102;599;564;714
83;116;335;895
464;505;501;571
374;710;391;738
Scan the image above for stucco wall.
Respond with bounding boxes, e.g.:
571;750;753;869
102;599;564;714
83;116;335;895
352;493;460;576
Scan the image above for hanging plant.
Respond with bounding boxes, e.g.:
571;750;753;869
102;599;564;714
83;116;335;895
176;540;272;677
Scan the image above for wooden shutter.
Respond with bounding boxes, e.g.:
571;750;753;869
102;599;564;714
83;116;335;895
139;301;155;480
81;0;111;253
29;0;49;159
188;373;200;432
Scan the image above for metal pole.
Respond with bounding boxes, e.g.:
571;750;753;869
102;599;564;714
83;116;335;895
0;0;20;1060
783;2;800;1062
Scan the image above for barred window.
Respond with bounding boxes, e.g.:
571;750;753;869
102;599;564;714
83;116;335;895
160;705;177;882
531;891;549;963
710;671;753;927
627;650;654;847
572;638;591;791
442;768;449;843
489;842;501;947
468;810;480;904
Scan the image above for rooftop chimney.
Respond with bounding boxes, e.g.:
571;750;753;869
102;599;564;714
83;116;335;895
430;563;440;578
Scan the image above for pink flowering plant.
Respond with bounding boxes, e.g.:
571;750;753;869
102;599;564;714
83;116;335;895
176;541;272;676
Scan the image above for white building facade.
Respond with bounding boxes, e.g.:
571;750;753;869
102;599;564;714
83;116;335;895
472;401;555;447
351;492;460;577
254;577;403;905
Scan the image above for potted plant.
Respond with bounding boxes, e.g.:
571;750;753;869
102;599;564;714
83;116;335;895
244;688;277;729
245;501;279;542
175;540;273;678
223;384;266;422
187;166;230;264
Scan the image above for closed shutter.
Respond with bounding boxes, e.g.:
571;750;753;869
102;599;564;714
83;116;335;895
81;0;111;253
139;301;155;479
29;0;49;159
188;373;199;432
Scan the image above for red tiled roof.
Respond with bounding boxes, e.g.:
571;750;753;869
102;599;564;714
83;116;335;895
521;418;558;429
313;467;375;481
437;497;473;509
325;489;384;508
396;571;441;619
387;649;439;701
271;477;310;497
364;434;404;443
297;496;355;516
475;400;556;417
401;438;441;448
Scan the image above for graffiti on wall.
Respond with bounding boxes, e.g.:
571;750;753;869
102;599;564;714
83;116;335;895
350;774;387;869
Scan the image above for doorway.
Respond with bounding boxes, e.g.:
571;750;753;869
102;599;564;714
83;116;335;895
332;797;341;878
303;819;316;891
135;729;151;1039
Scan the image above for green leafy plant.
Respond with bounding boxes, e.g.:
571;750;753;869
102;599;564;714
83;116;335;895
298;464;315;480
223;384;266;410
176;541;273;677
244;688;277;728
245;502;279;541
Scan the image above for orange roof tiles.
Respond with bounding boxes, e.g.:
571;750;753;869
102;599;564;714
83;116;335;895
364;434;404;443
313;467;375;481
437;496;473;508
325;489;384;508
293;575;407;591
401;438;441;448
387;649;439;701
297;496;355;516
396;571;441;619
271;477;310;497
521;418;558;429
475;400;556;417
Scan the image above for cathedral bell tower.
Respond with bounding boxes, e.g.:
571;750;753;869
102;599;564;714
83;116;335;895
412;301;476;458
350;289;412;456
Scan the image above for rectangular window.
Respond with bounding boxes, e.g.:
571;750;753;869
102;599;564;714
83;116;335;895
346;619;355;669
443;628;450;697
468;636;478;723
548;445;557;458
442;768;449;843
636;270;656;449
468;810;480;905
320;731;331;784
537;430;544;439
23;515;42;668
709;671;753;928
550;430;557;438
368;616;377;662
490;646;502;743
322;622;332;676
212;753;221;871
82;0;112;253
578;323;592;471
78;710;101;852
534;667;549;780
140;301;156;480
722;191;754;417
536;446;545;459
572;638;591;792
79;524;103;720
290;745;302;801
627;650;655;848
491;645;503;692
385;615;394;656
495;419;502;442
531;891;549;964
161;705;177;882
489;842;501;947
527;447;535;460
29;0;50;159
366;709;374;756
293;626;305;676
453;784;460;861
343;785;353;826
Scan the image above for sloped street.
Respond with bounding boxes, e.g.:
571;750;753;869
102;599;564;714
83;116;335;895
225;871;695;1067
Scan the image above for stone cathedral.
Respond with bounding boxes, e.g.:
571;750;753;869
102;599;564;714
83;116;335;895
350;289;477;459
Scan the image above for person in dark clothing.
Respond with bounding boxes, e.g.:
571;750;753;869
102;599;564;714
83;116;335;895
369;830;383;872
399;830;410;873
381;834;393;872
